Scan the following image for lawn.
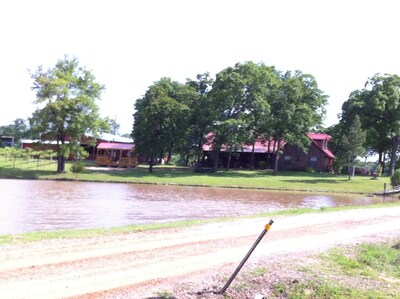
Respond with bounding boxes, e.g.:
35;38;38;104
0;158;390;194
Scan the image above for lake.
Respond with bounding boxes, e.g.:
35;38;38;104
0;179;393;234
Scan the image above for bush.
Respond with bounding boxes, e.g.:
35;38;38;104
390;169;400;188
375;164;383;177
306;167;316;173
70;161;85;179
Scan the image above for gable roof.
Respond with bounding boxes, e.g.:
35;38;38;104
306;133;335;159
307;133;332;141
97;133;133;143
203;132;335;158
203;133;285;153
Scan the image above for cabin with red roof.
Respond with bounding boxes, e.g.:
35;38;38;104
202;133;335;172
278;133;335;172
96;142;137;167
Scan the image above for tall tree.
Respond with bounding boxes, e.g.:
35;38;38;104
103;117;119;135
30;56;105;172
132;78;191;172
185;73;214;169
340;74;400;175
270;71;328;174
340;115;366;179
207;62;278;172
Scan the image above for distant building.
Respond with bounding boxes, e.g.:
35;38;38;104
0;136;14;147
20;133;137;167
96;142;137;168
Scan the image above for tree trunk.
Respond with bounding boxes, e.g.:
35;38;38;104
273;140;281;175
267;140;272;168
148;155;154;173
195;143;203;171
56;139;66;173
185;153;190;167
57;155;65;173
212;148;220;172
348;159;355;180
167;149;172;164
226;151;232;171
389;136;400;176
250;143;255;170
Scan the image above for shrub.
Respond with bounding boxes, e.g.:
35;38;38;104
306;167;316;173
70;161;85;179
390;169;400;188
375;164;383;177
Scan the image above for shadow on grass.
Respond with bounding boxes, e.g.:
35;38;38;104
282;178;345;184
0;168;56;179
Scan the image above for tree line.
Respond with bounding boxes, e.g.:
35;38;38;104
2;55;400;177
329;73;400;177
132;61;328;173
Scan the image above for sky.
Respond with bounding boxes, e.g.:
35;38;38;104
1;0;400;135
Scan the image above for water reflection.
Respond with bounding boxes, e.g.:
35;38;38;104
0;179;394;234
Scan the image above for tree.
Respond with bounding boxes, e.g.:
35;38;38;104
340;74;400;175
185;73;214;169
132;78;191;172
0;118;29;146
103;117;119;135
390;169;400;187
30;56;105;173
269;71;328;174
340;115;366;179
207;62;279;172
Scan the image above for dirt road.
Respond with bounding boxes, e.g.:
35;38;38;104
0;206;399;299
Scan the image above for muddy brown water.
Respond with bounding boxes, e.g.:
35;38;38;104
0;179;394;234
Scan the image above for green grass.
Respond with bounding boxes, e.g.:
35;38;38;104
271;279;393;299
0;159;391;194
233;239;400;299
327;242;400;279
1;201;399;245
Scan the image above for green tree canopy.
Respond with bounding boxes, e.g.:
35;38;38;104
340;115;366;179
208;61;280;171
0;118;29;146
340;73;400;175
184;72;214;168
270;70;328;173
132;61;328;173
30;55;105;172
132;77;192;172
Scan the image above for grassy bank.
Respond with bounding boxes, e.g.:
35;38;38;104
203;239;400;299
0;159;391;194
1;201;399;245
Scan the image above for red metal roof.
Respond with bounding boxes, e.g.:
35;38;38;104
97;142;135;150
321;148;335;158
203;134;285;153
307;133;332;141
202;132;335;158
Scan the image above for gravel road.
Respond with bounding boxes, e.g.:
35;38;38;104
1;206;399;299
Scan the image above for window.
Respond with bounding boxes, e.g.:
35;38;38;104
309;156;317;166
284;155;291;164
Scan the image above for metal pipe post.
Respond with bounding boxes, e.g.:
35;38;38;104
218;219;274;295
